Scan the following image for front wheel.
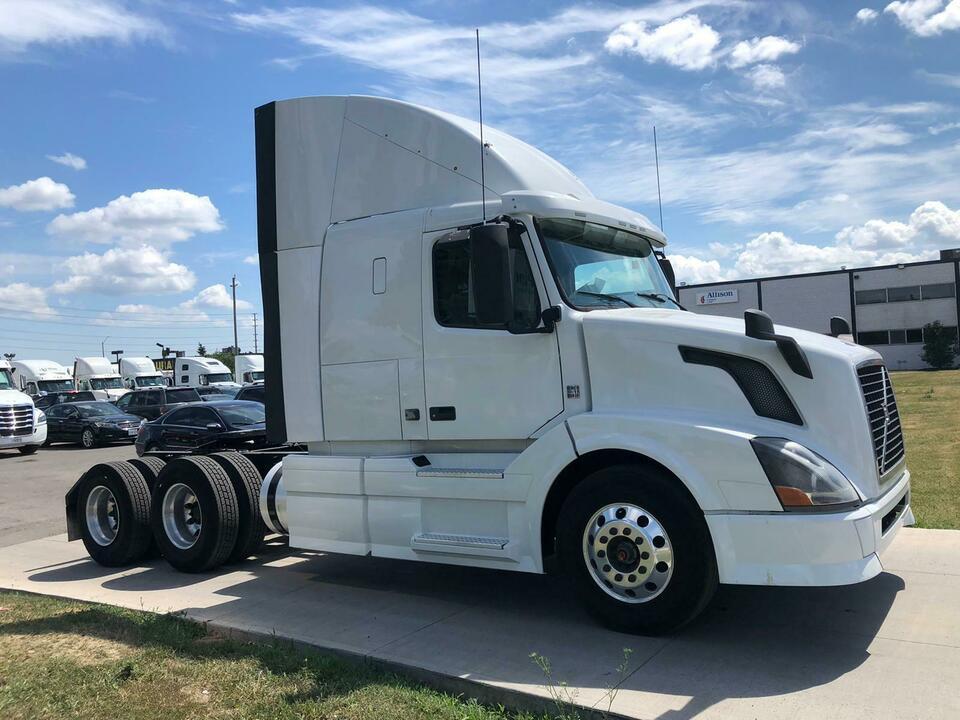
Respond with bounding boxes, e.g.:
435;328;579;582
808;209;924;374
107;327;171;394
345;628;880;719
80;428;98;449
557;464;718;635
18;445;39;455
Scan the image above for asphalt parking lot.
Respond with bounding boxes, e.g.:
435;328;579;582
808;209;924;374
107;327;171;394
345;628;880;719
0;443;136;548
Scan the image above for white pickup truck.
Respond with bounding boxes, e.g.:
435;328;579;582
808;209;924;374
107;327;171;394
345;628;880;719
65;96;913;634
0;359;46;455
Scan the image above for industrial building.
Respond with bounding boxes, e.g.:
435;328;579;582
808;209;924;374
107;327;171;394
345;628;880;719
678;250;960;371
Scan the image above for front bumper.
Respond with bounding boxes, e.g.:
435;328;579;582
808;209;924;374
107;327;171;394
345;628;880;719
706;468;913;586
0;423;47;449
95;425;140;442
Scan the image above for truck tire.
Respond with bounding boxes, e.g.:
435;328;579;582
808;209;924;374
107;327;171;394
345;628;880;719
151;456;240;573
18;445;39;455
209;452;267;563
557;463;718;635
76;461;153;566
128;456;167;558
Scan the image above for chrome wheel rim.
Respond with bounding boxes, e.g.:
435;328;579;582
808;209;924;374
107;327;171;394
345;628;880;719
162;483;202;550
82;430;95;448
85;485;119;547
582;503;674;603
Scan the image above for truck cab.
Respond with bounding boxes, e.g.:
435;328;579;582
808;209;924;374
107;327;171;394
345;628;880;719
73;357;126;402
11;359;75;397
175;357;240;394
0;359;47;455
119;356;166;389
234;354;264;385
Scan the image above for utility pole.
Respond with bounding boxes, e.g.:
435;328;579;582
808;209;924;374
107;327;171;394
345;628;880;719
101;336;109;358
252;313;258;354
231;275;239;355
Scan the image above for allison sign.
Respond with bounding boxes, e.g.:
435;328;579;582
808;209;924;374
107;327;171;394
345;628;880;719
696;289;739;305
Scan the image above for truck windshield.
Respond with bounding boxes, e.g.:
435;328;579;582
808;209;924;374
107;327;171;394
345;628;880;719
247;371;265;382
38;379;75;393
90;377;123;390
0;370;12;389
135;376;165;387
204;373;233;384
537;218;677;310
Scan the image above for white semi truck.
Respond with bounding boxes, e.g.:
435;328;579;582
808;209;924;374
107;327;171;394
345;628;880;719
234;354;264;384
11;359;75;397
119;357;166;389
65;96;913;634
174;357;240;392
73;357;126;401
0;359;47;455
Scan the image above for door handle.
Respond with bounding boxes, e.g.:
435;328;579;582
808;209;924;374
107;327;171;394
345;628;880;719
429;406;456;421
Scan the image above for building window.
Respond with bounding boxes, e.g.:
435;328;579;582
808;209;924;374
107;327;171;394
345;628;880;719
921;282;956;300
886;285;922;302
857;330;889;345
927;325;960;343
855;288;886;305
906;328;923;344
889;329;906;344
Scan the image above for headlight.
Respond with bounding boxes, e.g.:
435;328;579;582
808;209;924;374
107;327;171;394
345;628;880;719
750;437;861;510
35;410;46;424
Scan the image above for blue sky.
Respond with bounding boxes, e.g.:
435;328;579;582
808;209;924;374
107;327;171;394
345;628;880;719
1;0;959;365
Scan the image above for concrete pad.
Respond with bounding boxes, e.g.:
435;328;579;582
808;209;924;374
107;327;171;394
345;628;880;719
2;527;960;719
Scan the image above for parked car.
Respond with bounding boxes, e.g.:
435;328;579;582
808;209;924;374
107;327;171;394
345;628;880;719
234;384;264;403
114;387;201;421
34;391;97;410
135;400;266;455
44;401;142;448
195;385;236;402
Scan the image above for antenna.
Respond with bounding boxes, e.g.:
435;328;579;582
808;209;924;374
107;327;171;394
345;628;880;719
476;28;486;223
653;125;664;232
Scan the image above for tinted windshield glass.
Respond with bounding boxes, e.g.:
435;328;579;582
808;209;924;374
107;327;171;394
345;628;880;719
90;377;123;390
249;371;264;382
38;379;75;393
135;376;164;387
0;369;12;390
204;373;233;384
166;389;200;403
76;402;124;418
217;404;266;427
538;218;673;309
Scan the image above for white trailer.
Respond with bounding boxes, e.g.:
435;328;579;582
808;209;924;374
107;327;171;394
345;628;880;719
0;359;47;455
65;96;913;634
174;357;239;392
11;359;75;396
119;357;166;389
234;354;264;384
73;356;126;401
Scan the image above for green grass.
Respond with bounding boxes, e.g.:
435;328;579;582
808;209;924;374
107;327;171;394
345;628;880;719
0;591;552;720
891;369;960;529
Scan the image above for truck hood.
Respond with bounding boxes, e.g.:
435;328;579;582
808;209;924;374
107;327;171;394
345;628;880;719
581;308;890;499
0;388;34;406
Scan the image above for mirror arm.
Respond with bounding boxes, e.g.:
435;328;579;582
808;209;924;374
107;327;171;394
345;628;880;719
508;305;561;335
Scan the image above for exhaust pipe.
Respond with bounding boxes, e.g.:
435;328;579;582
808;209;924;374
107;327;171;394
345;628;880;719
258;461;287;535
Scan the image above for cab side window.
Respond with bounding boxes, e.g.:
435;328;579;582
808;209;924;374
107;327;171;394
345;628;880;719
433;231;540;329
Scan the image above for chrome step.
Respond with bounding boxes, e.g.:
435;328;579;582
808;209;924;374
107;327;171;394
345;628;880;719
411;532;508;551
415;467;504;479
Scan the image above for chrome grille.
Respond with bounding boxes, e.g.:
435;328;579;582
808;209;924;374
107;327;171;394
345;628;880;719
0;404;34;437
857;364;905;475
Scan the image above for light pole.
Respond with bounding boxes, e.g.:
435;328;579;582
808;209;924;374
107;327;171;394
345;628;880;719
111;349;123;366
101;337;109;358
231;275;239;355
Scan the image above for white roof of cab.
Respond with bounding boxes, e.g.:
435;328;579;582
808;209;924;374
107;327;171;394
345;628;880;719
74;356;120;377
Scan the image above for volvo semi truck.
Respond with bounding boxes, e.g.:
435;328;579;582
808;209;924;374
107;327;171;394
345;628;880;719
65;96;913;634
235;354;264;384
0;359;47;455
73;357;126;401
119;357;166;389
12;359;74;397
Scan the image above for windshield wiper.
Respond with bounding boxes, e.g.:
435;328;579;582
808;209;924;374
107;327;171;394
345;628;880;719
575;290;638;308
636;292;686;310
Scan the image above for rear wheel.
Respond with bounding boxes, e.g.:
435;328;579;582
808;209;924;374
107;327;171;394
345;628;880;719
151;456;240;573
80;428;98;449
128;456;167;558
76;462;153;566
210;452;266;563
557;463;717;635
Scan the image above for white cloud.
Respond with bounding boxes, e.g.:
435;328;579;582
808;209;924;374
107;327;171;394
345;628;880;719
669;254;733;284
52;245;196;295
0;282;52;314
0;177;74;211
243;254;259;265
0;0;164;54
46;152;86;170
181;283;252;311
47;189;224;247
727;36;800;68
918;70;960;88
746;64;786;90
856;8;880;22
605;15;721;71
885;0;960;36
929;121;960;135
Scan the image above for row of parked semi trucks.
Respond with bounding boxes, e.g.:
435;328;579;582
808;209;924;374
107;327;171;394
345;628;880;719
0;354;263;455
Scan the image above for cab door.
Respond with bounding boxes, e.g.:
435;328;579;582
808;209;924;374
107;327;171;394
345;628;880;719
421;223;564;440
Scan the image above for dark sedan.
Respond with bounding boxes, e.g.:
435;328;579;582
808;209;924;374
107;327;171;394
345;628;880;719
34;391;97;410
135;400;266;456
45;401;143;448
